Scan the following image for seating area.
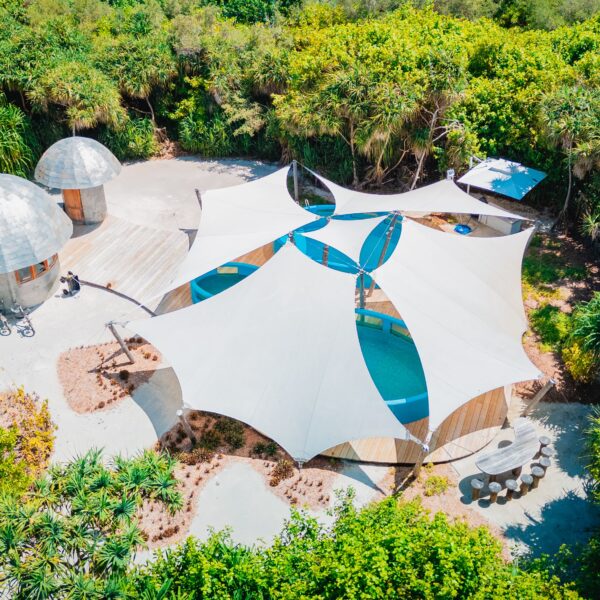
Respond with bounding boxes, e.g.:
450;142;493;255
470;418;556;504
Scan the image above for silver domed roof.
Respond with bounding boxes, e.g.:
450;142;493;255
35;136;121;190
0;174;73;273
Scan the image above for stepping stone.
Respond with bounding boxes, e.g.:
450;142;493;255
505;479;519;500
531;466;545;488
470;478;484;501
520;474;533;495
488;482;502;503
541;446;555;458
539;456;551;473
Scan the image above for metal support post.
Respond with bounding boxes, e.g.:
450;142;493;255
292;160;299;203
107;322;135;364
523;379;556;416
177;408;197;445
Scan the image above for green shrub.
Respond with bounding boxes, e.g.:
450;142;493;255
138;493;577;598
198;428;222;450
213;416;245;450
424;474;450;496
562;339;597;383
99;116;159;160
570;292;600;357
0;96;38;177
530;304;571;351
0;426;30;496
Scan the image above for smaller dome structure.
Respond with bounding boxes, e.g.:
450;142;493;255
0;174;73;309
35;137;121;225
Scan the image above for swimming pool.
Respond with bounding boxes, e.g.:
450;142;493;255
189;264;428;422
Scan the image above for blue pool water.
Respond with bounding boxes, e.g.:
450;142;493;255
190;265;428;423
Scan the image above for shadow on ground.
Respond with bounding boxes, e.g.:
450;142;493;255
503;490;600;557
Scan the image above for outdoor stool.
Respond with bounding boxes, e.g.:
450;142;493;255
470;478;484;501
538;435;551;457
505;479;519;501
539;456;551;473
488;482;502;503
541;446;555;458
531;466;545;488
520;474;533;495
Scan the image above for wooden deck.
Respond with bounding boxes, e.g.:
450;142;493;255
322;386;510;464
61;216;188;307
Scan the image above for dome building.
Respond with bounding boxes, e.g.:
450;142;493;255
0;174;73;310
35;137;121;225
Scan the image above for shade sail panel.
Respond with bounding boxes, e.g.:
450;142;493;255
35;136;121;190
0;174;73;273
374;220;540;431
301;215;388;266
309;170;522;219
457;158;546;200
130;244;410;461
166;167;316;290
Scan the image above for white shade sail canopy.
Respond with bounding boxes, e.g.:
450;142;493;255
302;215;388;266
130;244;412;462
0;174;73;273
457;158;546;200
310;170;522;219
166;167;316;290
374;219;541;430
35;136;121;189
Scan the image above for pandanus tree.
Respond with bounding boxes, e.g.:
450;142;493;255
541;85;600;223
0;449;182;599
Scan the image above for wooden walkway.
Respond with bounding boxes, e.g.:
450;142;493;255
61;216;188;306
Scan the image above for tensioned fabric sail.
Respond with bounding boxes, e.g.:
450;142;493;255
457;158;547;200
374;219;541;431
302;214;388;265
130;244;414;462
165;167;316;290
309;170;523;219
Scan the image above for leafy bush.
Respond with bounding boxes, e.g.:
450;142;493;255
213;416;245;450
570;292;600;357
0;96;38;177
0;388;55;497
198;428;222;450
99;117;159;160
561;339;597;382
424;474;450;496
138;492;577;598
530;304;572;351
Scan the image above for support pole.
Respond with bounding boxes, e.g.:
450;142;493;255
322;244;329;267
359;273;365;309
523;379;556;416
194;188;202;210
107;322;135;364
412;430;438;479
177;408;197;445
368;214;399;296
292;160;300;204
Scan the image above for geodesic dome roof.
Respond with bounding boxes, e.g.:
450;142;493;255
35;136;121;190
0;174;73;273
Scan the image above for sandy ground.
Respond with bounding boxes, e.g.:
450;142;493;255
3;157;597;557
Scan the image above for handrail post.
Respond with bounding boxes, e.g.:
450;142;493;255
292;160;300;203
368;213;399;296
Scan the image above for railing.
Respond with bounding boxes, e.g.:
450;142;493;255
355;308;411;340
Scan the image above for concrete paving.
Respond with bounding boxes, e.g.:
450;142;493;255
451;402;600;558
3;157;596;553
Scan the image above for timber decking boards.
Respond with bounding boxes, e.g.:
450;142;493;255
61;215;188;306
322;386;510;465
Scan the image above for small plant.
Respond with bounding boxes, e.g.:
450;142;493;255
252;442;267;455
179;448;214;465
214;417;245;451
270;459;294;486
119;369;130;381
198;429;222;451
423;474;450;497
264;441;279;457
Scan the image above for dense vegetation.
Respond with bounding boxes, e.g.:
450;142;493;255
0;0;598;231
0;388;55;497
0;448;182;598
